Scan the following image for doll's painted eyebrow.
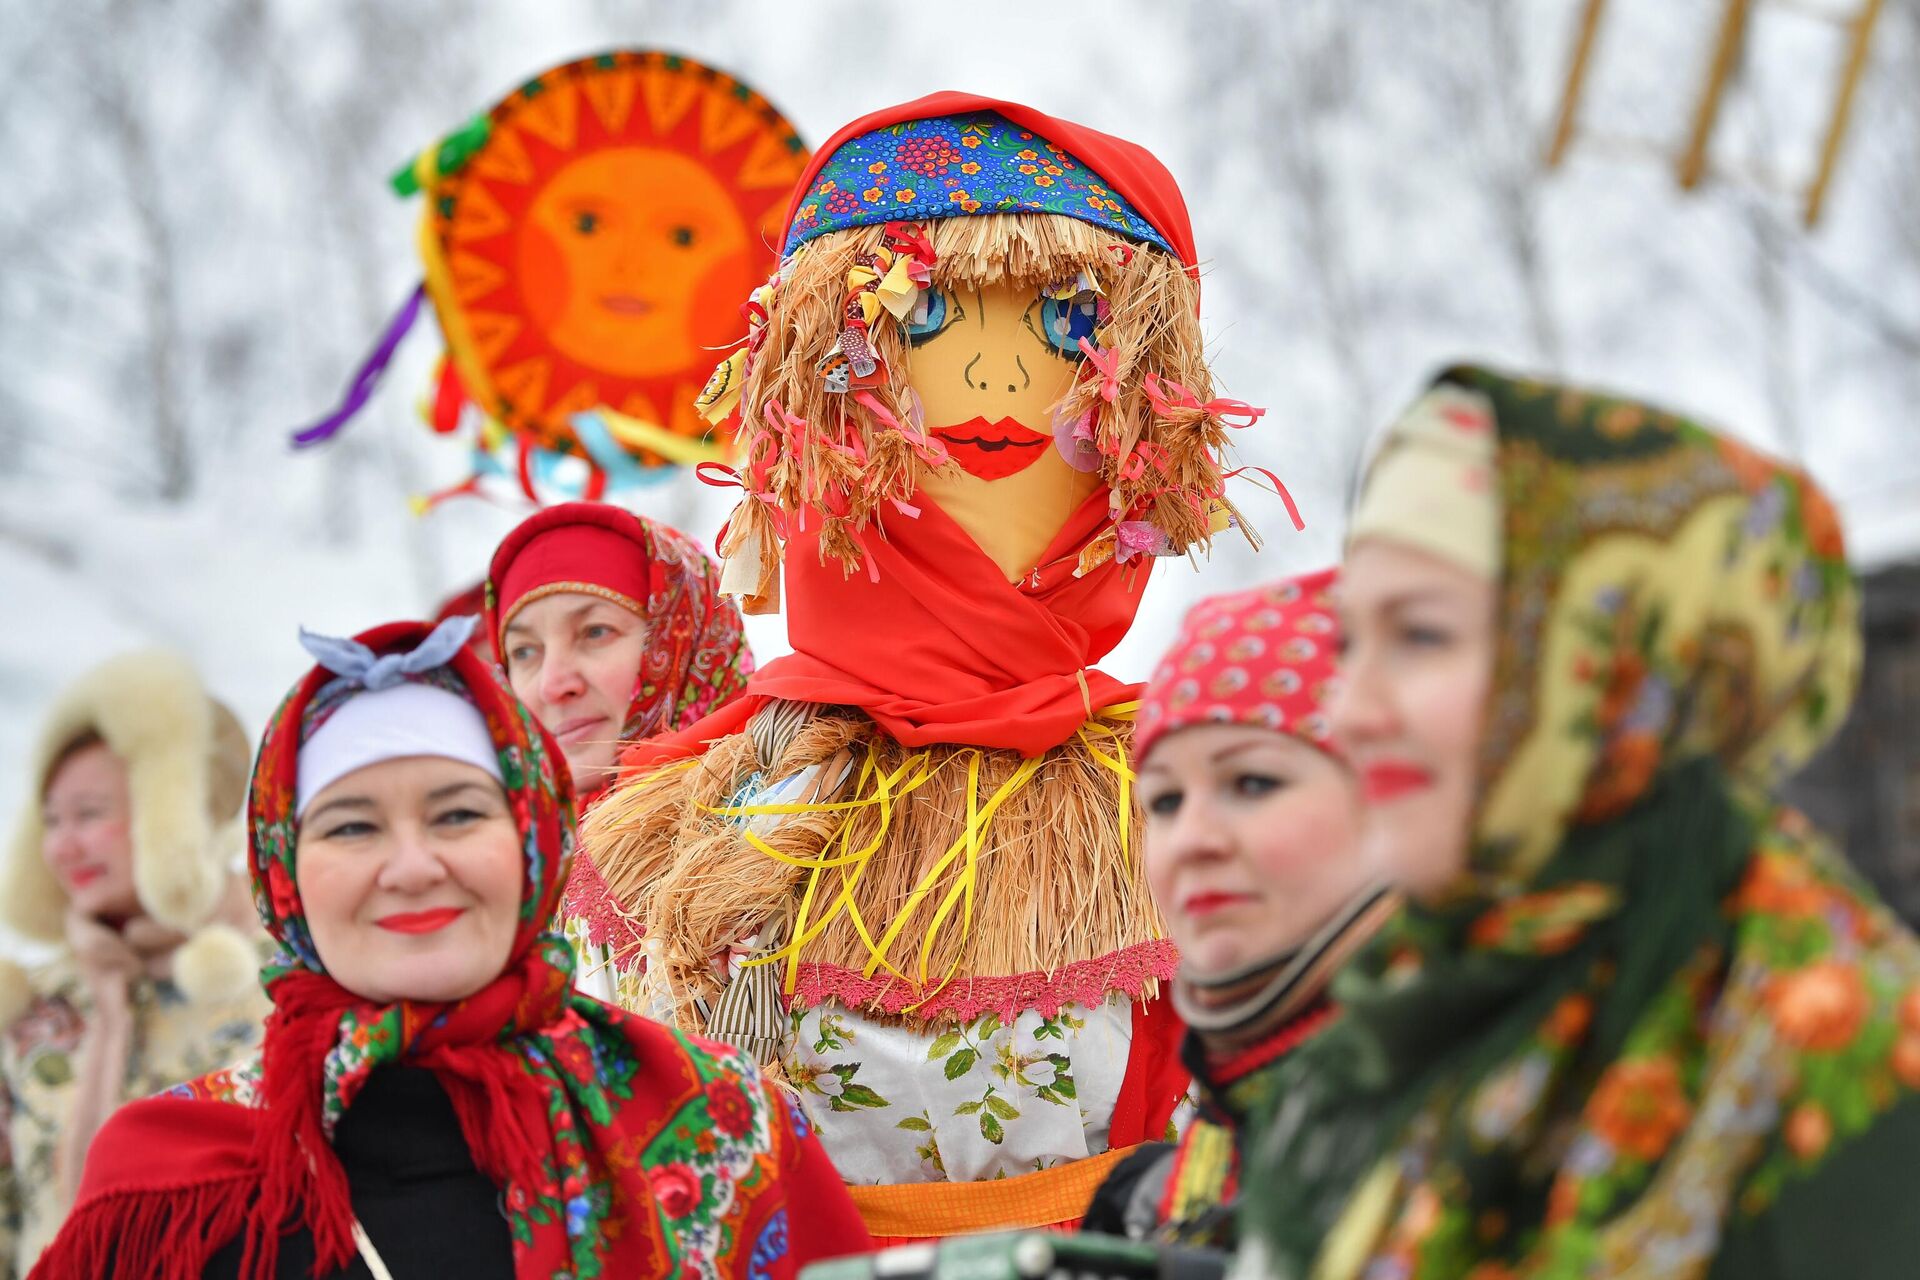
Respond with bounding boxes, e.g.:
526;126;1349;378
966;288;988;328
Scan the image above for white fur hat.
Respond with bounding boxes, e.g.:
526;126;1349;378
1;651;258;1016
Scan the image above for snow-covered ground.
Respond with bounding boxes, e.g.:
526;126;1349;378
4;1;1917;956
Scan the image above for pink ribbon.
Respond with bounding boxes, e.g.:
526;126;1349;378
1141;373;1266;429
1117;440;1172;483
1114;520;1172;563
1225;465;1306;532
853;390;949;468
1077;338;1122;404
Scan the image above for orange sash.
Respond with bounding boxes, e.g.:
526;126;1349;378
847;1143;1139;1240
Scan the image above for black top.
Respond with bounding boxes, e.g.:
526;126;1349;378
202;1067;514;1279
1080;1140;1177;1240
1083;999;1335;1250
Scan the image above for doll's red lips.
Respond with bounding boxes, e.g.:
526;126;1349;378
599;294;654;316
66;865;107;888
932;417;1051;481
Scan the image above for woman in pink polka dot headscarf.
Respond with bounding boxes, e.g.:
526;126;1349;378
1082;567;1398;1250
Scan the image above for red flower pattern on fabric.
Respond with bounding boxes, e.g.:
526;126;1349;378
651;1162;702;1219
705;1076;756;1139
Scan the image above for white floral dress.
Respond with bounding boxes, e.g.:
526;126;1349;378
786;998;1141;1185
0;959;269;1277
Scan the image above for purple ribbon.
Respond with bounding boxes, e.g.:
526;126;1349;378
290;284;427;448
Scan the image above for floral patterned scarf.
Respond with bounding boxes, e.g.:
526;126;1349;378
1237;368;1920;1280
33;622;864;1280
621;516;755;747
486;504;756;959
483;502;755;766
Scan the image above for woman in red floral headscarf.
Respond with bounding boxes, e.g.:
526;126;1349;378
1081;568;1396;1251
486;502;754;1000
31;616;864;1280
486;503;753;804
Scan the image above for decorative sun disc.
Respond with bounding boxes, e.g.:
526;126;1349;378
421;51;808;465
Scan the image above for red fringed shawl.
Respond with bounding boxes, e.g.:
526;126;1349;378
33;622;865;1280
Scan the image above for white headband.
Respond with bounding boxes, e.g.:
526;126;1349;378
296;682;504;818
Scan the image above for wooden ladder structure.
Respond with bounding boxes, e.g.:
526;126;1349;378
1545;0;1885;227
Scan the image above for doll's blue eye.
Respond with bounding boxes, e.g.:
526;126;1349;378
1035;294;1099;360
904;287;955;346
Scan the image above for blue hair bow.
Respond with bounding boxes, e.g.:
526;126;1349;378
299;614;477;701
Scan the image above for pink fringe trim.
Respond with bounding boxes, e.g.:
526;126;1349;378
787;939;1180;1023
560;850;645;968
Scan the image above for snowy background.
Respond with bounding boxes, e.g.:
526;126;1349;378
4;0;1918;952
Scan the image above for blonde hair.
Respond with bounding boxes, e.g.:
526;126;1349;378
721;213;1255;589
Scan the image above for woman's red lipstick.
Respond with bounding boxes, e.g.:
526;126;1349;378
1362;761;1435;803
1182;890;1255;917
375;907;465;935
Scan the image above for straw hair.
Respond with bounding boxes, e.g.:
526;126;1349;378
724;213;1253;586
582;706;1162;1031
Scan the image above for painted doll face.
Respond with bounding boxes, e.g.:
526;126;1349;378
1141;725;1364;978
1330;538;1497;901
906;280;1103;581
521;148;753;380
296;756;524;1004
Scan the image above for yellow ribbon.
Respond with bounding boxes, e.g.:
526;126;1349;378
875;254;923;319
696;349;749;426
598;409;732;465
700;703;1141;995
704;746;941;988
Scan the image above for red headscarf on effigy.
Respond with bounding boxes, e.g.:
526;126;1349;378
622;93;1197;775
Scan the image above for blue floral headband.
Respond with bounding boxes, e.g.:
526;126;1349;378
783;112;1171;256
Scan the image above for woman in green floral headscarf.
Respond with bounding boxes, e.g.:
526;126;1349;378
1235;367;1920;1280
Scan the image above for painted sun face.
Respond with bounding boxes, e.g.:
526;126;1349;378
423;52;807;460
522;148;753;380
906;281;1103;581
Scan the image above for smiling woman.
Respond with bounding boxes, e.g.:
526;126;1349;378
292;681;525;1005
1;653;267;1275
30;618;869;1280
1240;368;1920;1280
1082;569;1396;1251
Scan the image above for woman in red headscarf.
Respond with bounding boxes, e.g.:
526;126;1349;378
29;617;865;1279
584;94;1281;1242
1080;569;1396;1250
486;502;753;1002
